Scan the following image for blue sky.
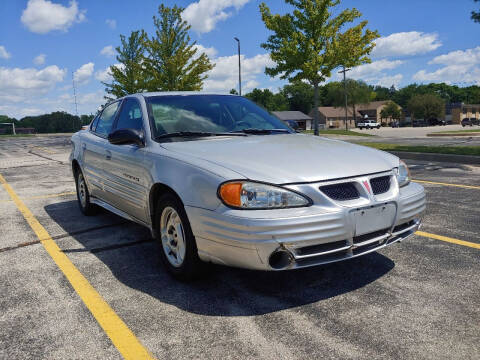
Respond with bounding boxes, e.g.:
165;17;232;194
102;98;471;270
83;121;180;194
0;0;479;118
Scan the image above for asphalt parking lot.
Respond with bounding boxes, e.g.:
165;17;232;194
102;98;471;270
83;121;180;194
0;135;479;360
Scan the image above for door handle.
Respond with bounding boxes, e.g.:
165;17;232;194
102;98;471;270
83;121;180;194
105;150;112;160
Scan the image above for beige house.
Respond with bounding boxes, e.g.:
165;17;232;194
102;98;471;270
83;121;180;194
310;101;402;129
451;104;480;124
356;101;401;126
309;107;359;129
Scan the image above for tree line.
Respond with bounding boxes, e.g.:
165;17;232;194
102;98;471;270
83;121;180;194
240;81;479;121
0;113;93;134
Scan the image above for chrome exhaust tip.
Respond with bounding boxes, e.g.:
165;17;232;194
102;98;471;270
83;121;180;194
268;248;294;270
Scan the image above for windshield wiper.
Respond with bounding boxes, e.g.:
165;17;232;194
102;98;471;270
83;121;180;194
230;128;291;135
155;131;247;140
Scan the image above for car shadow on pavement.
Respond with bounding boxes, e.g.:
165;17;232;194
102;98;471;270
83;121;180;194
45;201;395;317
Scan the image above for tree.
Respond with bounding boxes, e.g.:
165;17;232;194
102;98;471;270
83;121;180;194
407;94;445;121
260;0;379;135
472;0;480;23
245;88;289;111
370;85;392;101
229;89;239;95
104;30;147;99
325;79;372;123
143;4;214;91
380;101;402;123
280;82;314;114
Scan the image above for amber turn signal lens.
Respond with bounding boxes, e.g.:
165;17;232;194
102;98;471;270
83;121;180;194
219;182;243;207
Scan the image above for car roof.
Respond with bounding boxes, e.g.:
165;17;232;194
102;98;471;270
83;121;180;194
139;91;236;98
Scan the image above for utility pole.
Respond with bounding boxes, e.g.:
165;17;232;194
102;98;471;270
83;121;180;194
72;71;78;131
234;37;242;96
338;66;351;130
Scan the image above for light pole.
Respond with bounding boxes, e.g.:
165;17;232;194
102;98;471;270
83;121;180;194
234;37;242;96
338;65;351;130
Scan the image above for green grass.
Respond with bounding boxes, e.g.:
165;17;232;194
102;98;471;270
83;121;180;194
0;134;35;138
304;129;375;137
431;129;480;134
356;142;480;156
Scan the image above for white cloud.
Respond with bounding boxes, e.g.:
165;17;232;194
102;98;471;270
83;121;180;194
73;62;94;85
203;53;274;92
105;19;116;29
21;0;86;34
193;44;218;58
95;64;123;83
374;74;404;88
331;59;403;87
428;46;480;66
95;67;112;83
344;59;403;84
182;0;250;33
1;89;107;119
100;45;115;57
33;54;46;65
373;32;442;58
0;65;66;103
0;46;11;59
413;47;480;85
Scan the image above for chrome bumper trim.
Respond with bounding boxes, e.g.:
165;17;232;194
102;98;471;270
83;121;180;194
292;244;352;259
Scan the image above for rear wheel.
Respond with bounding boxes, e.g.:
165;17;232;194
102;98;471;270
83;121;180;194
155;194;203;280
75;170;98;216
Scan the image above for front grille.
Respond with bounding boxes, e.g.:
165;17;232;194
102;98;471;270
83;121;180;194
370;176;391;195
353;228;389;244
392;220;415;233
320;182;359;201
295;240;349;256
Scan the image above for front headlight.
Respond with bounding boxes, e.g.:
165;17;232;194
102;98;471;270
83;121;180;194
218;181;311;209
396;160;411;187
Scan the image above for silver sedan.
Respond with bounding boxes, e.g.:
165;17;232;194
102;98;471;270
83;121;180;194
70;92;426;280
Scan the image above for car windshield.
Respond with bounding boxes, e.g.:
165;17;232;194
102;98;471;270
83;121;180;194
145;95;292;139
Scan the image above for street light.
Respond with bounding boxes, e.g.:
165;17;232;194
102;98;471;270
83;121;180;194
234;37;242;96
338;65;351;130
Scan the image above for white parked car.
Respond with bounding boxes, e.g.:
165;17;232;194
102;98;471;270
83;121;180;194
70;92;426;280
358;119;381;130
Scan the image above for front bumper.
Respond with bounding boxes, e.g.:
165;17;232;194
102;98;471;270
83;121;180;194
186;181;426;271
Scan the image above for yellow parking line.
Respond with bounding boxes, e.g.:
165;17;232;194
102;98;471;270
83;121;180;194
413;179;480;190
0;191;76;203
33;146;56;154
0;173;155;360
415;231;480;249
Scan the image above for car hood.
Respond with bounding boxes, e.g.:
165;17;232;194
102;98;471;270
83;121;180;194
161;134;399;184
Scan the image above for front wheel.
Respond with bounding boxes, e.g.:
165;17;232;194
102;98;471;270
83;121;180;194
155;194;203;280
75;170;98;216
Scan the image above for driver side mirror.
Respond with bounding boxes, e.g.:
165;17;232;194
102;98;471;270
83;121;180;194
108;128;145;147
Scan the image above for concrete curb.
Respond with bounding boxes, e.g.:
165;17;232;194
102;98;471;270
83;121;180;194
427;132;480;137
388;151;480;165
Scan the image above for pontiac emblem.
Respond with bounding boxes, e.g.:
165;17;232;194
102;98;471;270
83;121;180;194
363;180;371;194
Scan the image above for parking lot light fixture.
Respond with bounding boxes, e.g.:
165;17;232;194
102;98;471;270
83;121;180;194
234;37;241;96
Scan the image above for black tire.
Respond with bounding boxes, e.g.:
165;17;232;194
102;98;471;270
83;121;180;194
155;193;204;281
75;169;99;216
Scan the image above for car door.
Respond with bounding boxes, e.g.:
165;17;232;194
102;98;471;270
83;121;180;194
81;101;121;201
102;98;149;223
